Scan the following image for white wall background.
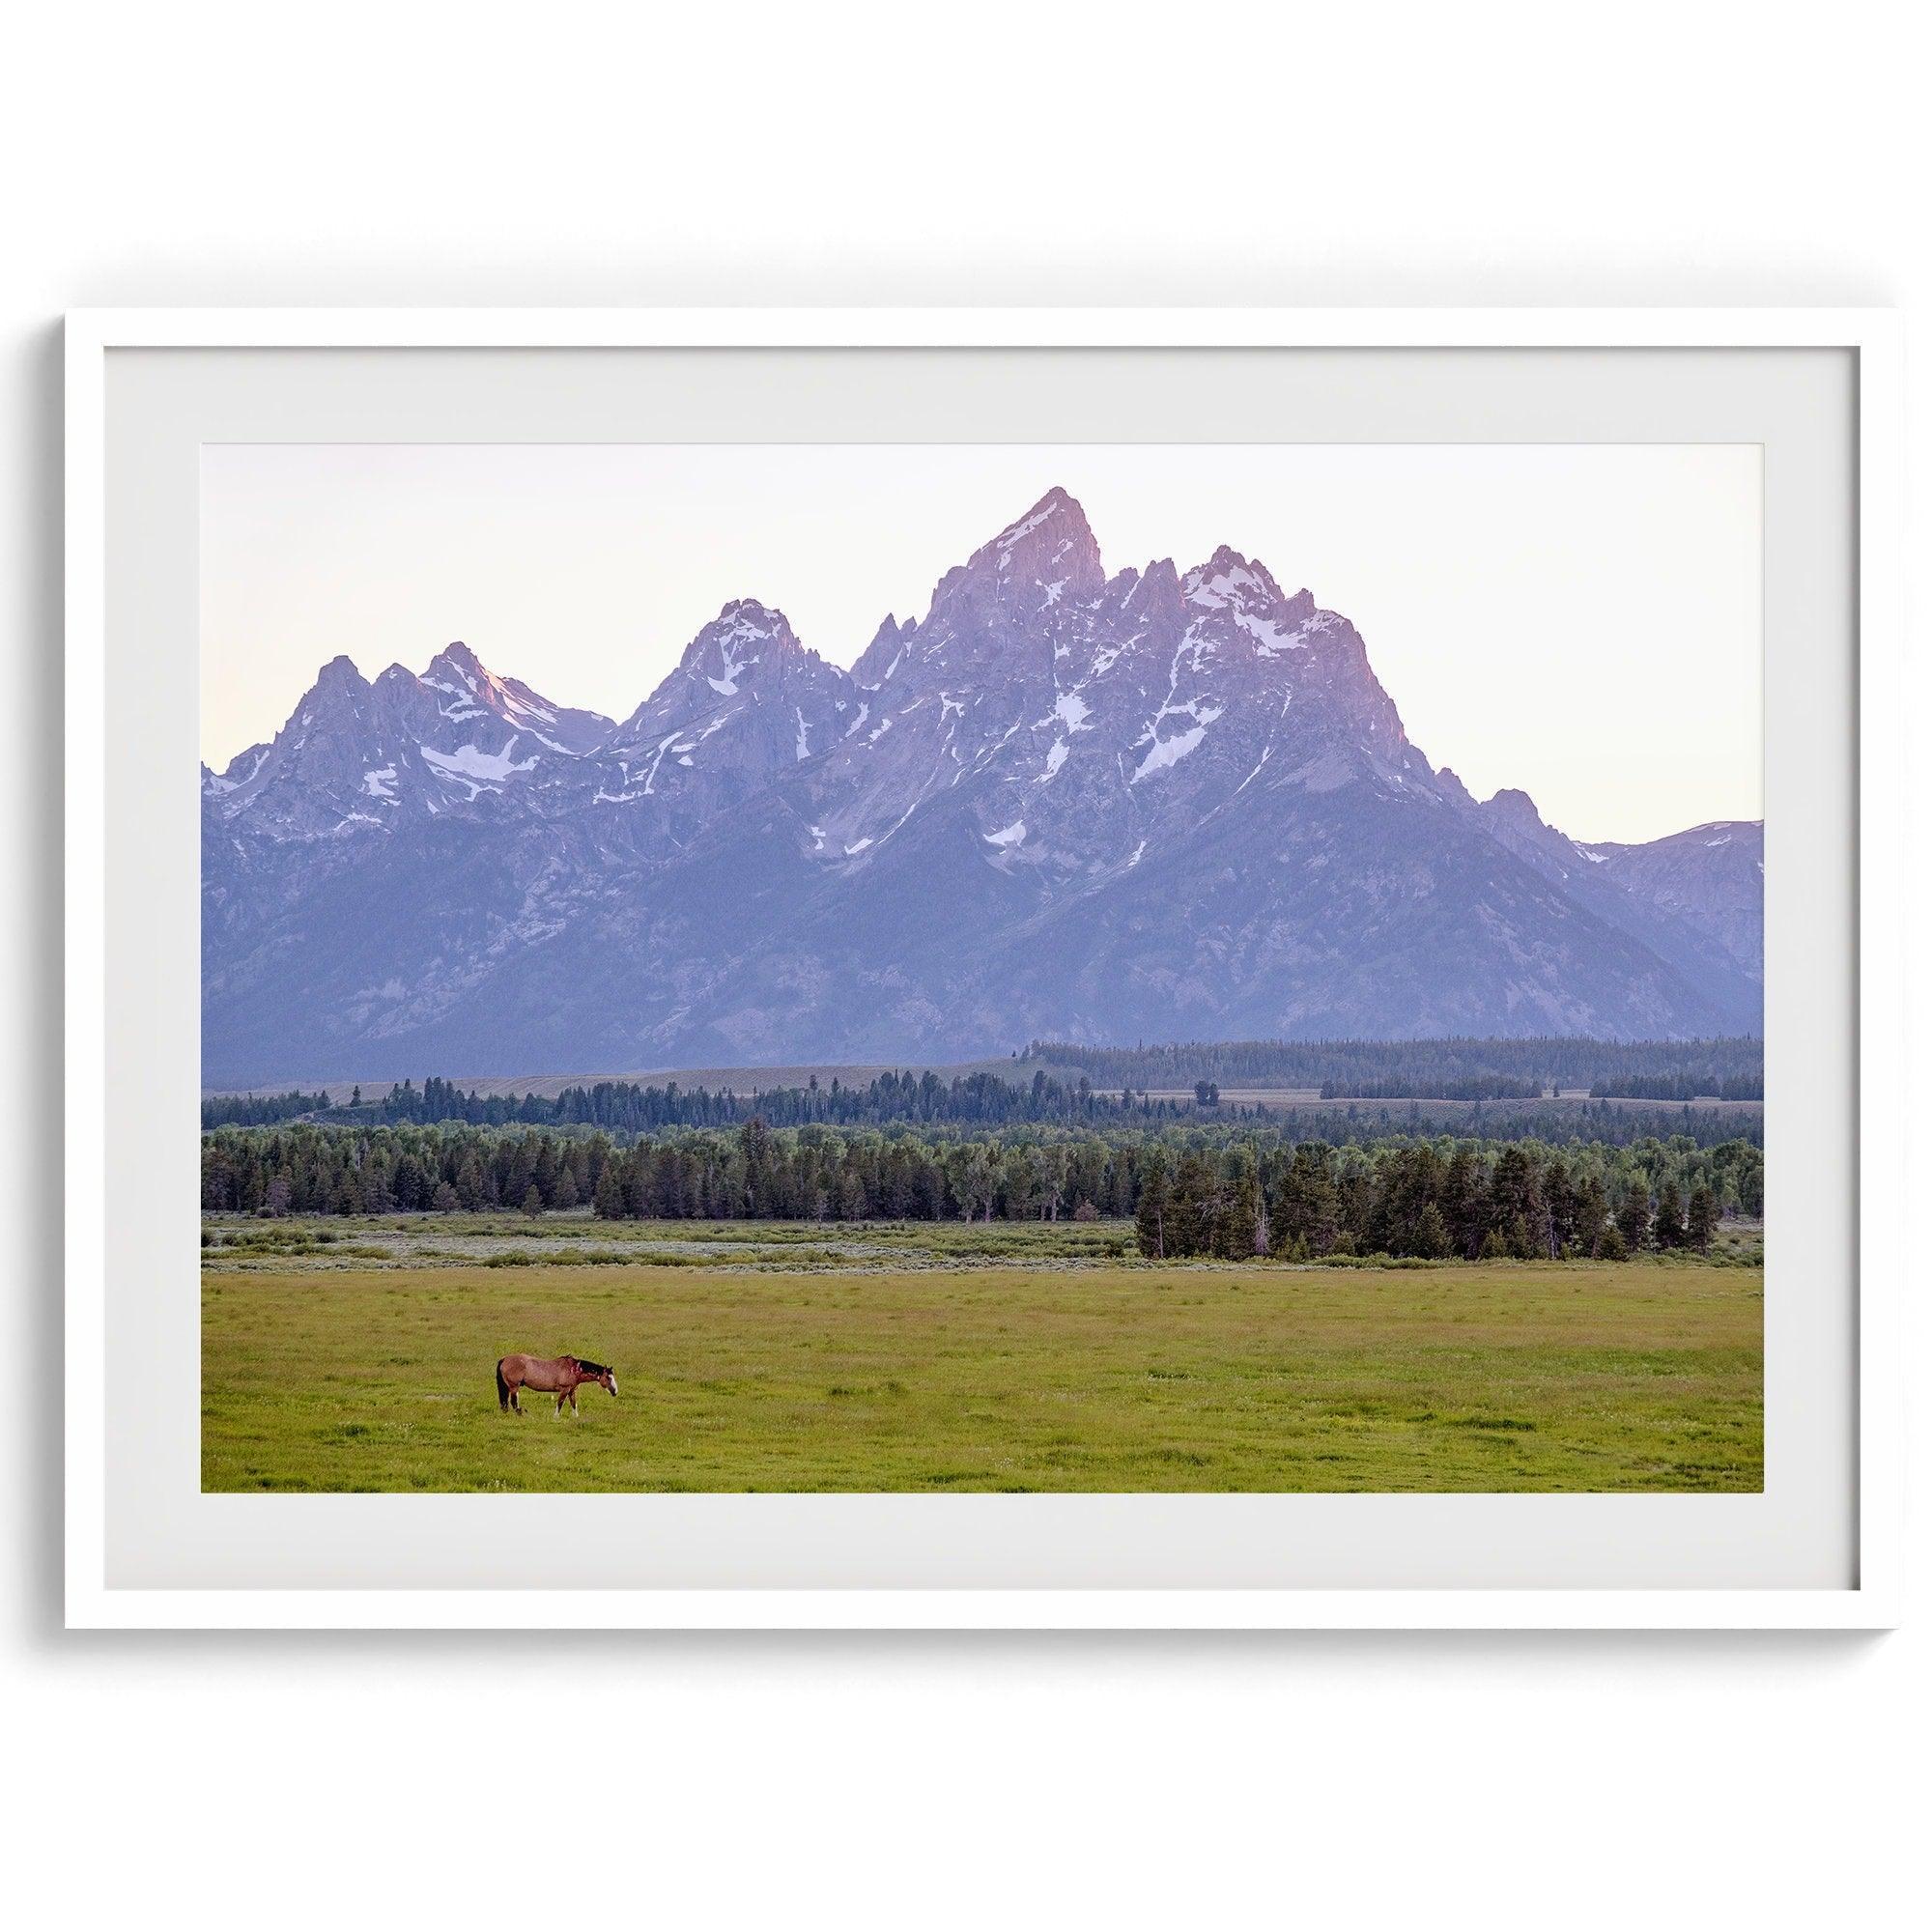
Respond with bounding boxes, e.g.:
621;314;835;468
3;4;1921;1925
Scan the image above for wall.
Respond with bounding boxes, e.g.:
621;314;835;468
3;4;1920;1924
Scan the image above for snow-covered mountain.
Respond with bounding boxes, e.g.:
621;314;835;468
200;640;615;838
201;488;1764;1085
599;600;857;843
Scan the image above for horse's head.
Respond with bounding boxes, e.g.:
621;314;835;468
582;1360;617;1398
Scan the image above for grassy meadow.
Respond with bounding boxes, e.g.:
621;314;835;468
202;1213;1762;1492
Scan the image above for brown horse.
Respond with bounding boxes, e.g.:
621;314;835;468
496;1353;617;1417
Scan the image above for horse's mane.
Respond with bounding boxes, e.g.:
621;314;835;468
577;1358;610;1377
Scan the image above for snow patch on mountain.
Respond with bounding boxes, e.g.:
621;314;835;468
205;747;270;799
1241;611;1308;654
704;612;770;696
1186;563;1264;609
1132;724;1209;781
996;501;1064;551
418;740;540;796
1052;691;1092;733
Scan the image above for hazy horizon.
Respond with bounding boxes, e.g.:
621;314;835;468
202;442;1762;845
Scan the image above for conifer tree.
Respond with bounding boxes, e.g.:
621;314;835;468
1572;1172;1608;1258
1166;1152;1214;1257
1488;1148;1541;1251
1414;1202;1450;1259
592;1161;627;1220
455;1154;487;1210
1653;1179;1687;1250
1217;1159;1263;1259
1134;1156;1171;1259
1687;1183;1719;1253
1615;1180;1652;1251
1441;1146;1482;1258
1270;1143;1339;1257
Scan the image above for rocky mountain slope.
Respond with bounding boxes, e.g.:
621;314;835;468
1580;821;1765;980
202;489;1764;1085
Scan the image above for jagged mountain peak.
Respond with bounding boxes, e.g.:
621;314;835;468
1483;785;1548;828
991;483;1088;543
606;598;853;788
1179;548;1314;633
671;599;821;684
698;596;788;637
419;639;509;709
202;636;616;834
1185;542;1274;590
959;485;1106;600
427;638;486;674
416;639;613;754
854;611;917;678
307;653;370;700
1475;785;1599;880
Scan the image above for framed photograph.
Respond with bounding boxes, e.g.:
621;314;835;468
66;309;1902;1629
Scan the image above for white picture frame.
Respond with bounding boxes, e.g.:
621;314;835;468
66;308;1905;1631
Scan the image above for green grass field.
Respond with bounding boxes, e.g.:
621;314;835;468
201;1217;1761;1492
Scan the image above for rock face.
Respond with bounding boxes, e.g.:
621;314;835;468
201;488;1764;1085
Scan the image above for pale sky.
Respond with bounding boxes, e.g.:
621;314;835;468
202;442;1761;845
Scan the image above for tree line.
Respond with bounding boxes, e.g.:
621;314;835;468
1021;1034;1764;1095
202;1068;1205;1134
200;1068;1762;1151
201;1118;1761;1252
200;1088;334;1128
1589;1073;1764;1101
1132;1138;1753;1263
1248;1100;1756;1150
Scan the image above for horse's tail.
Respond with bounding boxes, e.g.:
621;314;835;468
496;1358;511;1410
